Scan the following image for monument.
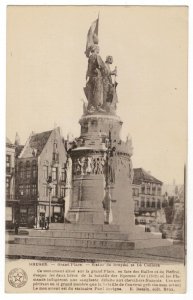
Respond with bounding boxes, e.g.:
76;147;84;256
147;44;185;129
15;17;172;253
65;18;134;233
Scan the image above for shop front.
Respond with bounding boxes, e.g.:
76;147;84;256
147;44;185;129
5;200;20;229
36;202;64;227
19;205;35;228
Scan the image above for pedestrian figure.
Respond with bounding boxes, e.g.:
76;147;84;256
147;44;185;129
45;217;49;230
39;215;45;230
14;219;19;235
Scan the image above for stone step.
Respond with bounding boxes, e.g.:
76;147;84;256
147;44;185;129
14;236;135;250
29;230;129;241
49;223;120;232
7;242;178;262
130;238;173;249
129;231;162;240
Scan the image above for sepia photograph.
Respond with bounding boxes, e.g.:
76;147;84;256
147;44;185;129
5;5;187;293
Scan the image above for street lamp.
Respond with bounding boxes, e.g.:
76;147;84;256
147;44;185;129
47;175;53;228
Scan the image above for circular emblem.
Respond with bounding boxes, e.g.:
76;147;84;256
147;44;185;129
8;268;28;288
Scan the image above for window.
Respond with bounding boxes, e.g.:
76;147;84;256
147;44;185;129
152;185;156;195
43;165;48;180
151;201;155;208
26;168;30;178
25;184;30;196
19;185;24;196
146;199;150;208
6;155;11;172
52;184;57;197
61;168;65;181
26;161;31;179
53;140;59;162
61;186;65;197
132;188;139;197
141;185;145;194
6;177;10;196
141;200;145;208
134;200;139;210
52;167;57;181
32;161;37;178
157;199;161;209
32;184;37;196
147;184;150;194
43;185;48;197
157;186;161;196
19;162;24;179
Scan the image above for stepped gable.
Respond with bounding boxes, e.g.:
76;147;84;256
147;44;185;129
21;130;52;158
133;168;162;185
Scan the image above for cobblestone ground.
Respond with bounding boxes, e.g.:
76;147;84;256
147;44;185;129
5;231;185;264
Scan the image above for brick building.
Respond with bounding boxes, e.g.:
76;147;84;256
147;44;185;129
132;168;163;224
15;127;67;227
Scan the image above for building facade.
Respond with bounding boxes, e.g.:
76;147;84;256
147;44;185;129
132;168;163;224
6;137;18;228
15;127;67;227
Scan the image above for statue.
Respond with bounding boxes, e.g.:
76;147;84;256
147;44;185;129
86;157;93;174
84;18;118;114
77;158;85;175
103;56;118;111
84;45;105;110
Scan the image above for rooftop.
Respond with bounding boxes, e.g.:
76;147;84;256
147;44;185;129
20;130;53;158
133;168;162;185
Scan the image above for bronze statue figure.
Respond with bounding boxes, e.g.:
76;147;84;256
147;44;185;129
84;45;105;111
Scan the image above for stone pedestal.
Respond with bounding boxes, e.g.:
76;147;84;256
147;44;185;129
66;112;134;230
66;174;105;224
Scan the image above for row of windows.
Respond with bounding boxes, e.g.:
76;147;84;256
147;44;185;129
141;186;161;195
19;184;37;196
43;185;65;197
43;166;65;182
18;165;66;182
133;188;161;196
18;160;37;167
136;200;161;208
18;184;65;198
18;165;37;179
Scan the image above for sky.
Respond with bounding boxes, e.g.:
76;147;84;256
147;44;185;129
6;5;187;184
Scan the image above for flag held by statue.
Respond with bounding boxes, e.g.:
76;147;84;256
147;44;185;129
85;17;99;57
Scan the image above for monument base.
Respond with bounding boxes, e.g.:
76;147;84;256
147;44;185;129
14;223;172;254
